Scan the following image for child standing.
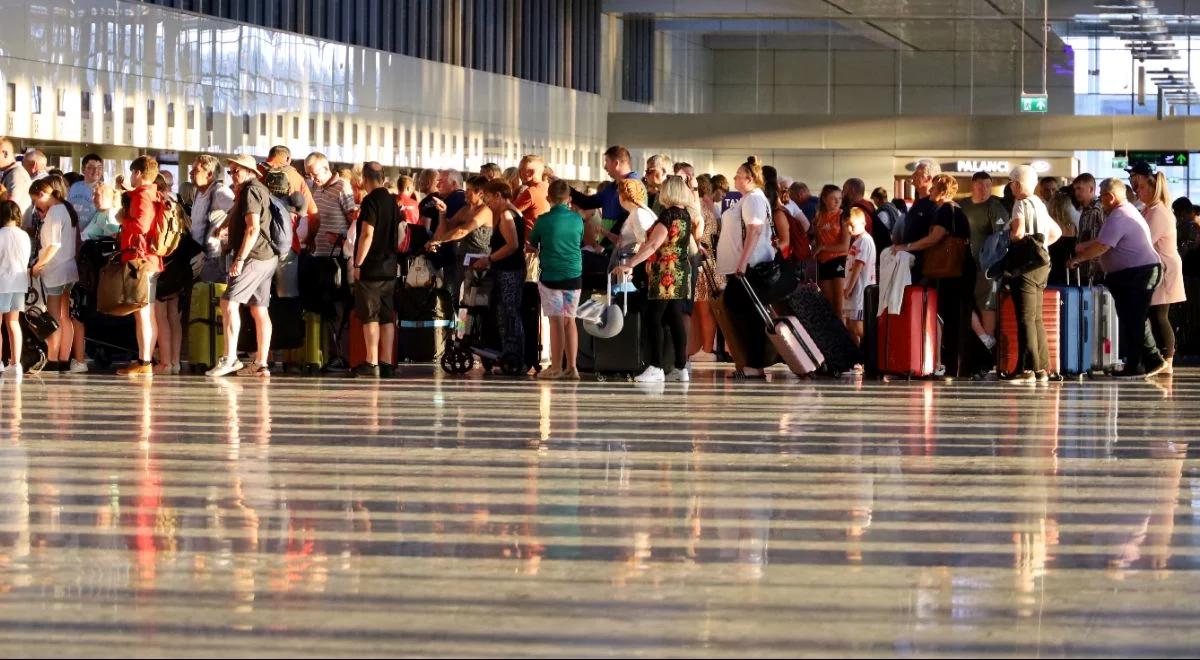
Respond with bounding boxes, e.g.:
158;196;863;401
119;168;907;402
843;207;876;348
0;200;31;380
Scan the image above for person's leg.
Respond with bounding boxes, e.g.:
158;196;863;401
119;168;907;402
5;311;20;367
1031;266;1050;373
363;321;380;365
818;279;834;311
251;304;272;367
1149;304;1175;360
645;299;667;370
168;298;183;367
564;315;579;375
153;301;172;373
1010;274;1037;374
850;319;864;346
56;293;75;362
223;299;240;360
1109;266;1155;373
829;277;846;319
547;316;564;372
380;319;395;366
665;300;688;371
45;294;65;362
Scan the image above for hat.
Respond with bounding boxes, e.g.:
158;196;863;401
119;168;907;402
226;154;260;174
1125;160;1154;177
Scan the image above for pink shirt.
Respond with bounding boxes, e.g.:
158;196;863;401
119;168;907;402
1143;202;1187;306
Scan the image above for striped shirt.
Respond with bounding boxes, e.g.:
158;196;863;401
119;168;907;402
306;175;358;257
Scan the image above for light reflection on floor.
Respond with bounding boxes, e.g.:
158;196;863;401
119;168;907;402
0;366;1197;657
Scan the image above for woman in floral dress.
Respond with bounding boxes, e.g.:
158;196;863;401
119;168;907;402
613;176;693;383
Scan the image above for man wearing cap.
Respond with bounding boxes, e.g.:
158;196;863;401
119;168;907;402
207;154;277;378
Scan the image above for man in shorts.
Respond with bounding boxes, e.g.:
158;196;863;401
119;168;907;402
207;154;278;377
350;162;401;378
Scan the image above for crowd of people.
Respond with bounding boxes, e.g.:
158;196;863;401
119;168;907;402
0;133;1196;384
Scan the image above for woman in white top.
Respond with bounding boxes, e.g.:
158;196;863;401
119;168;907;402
613;178;657;252
1004;165;1062;383
0;200;30;379
714;156;778;377
28;178;81;372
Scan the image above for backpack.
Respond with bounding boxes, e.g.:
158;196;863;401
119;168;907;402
265;196;296;257
263;167;291;198
150;194;187;257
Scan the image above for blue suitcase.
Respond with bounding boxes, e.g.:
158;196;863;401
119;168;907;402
1052;271;1093;376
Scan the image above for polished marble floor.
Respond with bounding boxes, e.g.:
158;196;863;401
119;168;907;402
0;366;1198;657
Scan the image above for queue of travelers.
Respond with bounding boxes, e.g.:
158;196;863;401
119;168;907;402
0;133;1194;384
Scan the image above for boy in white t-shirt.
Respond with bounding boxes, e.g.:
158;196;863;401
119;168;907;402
843;207;876;347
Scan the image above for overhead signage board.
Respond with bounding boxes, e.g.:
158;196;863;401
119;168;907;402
1119;151;1189;167
1020;94;1049;113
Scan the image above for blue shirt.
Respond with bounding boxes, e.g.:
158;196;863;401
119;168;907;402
570;171;641;228
68;180;98;230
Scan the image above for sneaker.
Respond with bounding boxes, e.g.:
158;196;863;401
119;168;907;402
979;333;997;350
537;367;562;381
117;361;153;377
1113;369;1149;381
1003;370;1036;384
205;356;243;377
170;363;181;375
352;363;380;378
634;366;665;383
691;351;717;362
1035;370;1049;383
68;359;89;374
380;364;396;379
2;364;21;382
241;363;271;378
665;368;690;382
0;362;6;374
741;367;766;379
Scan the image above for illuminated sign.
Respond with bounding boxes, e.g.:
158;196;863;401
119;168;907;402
954;160;1011;174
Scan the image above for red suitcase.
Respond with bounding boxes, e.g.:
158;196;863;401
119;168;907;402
877;285;939;377
998;290;1060;376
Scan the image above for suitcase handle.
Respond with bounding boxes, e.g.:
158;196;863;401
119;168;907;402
734;274;777;333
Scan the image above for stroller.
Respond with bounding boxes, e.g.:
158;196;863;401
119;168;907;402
440;269;525;376
75;238;139;368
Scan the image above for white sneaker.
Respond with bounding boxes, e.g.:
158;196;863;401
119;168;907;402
0;362;6;374
68;359;89;374
665;368;690;382
979;333;997;350
691;351;717;362
205;356;244;377
170;363;181;375
634;366;665;383
3;363;22;382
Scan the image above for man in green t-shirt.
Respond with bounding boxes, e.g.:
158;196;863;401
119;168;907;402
528;180;584;381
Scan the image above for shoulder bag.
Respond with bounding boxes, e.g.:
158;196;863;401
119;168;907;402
744;205;797;304
922;203;970;279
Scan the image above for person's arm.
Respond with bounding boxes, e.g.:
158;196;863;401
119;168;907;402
614;223;668;275
1067;240;1110;269
301;180;319;252
436;206;491;245
340;180;360;225
353;202;376;273
844;258;863;298
773;208;790;254
795;209;811;234
570;187;602;211
894;225;947;253
738;224;764;275
1044;213;1063;246
835;219;851;253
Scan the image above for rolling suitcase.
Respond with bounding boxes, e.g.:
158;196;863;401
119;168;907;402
997;289;1061;376
592;292;646;379
1092;285;1121;372
187;281;226;372
238;297;304;353
282;312;324;373
1051;270;1093;376
778;284;862;375
738;275;824;377
396;286;453;362
862;284;880;376
878;285;939;377
1169;276;1200;356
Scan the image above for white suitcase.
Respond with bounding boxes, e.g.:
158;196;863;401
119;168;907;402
1090;286;1121;374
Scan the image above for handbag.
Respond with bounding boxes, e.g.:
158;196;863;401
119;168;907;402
22;285;59;341
461;270;493;308
1003;234;1050;277
922;203;970;279
743;207;797;304
98;255;153;316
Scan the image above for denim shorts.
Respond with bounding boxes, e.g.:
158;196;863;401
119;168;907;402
44;282;75;296
0;291;24;313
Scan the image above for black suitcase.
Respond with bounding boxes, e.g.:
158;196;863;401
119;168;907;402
396;286;453;362
593;308;644;379
238;297;305;353
862;284;880;376
778;284;862;375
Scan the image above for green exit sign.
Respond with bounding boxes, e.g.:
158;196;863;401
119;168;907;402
1021;94;1049;113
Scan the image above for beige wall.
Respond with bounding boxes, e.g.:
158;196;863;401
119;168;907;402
604;16;715;115
709;42;1074;117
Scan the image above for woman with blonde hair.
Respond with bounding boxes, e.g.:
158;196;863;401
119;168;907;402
1047;189;1078;285
1137;171;1187;374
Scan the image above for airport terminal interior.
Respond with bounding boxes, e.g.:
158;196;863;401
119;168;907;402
1;0;1200;657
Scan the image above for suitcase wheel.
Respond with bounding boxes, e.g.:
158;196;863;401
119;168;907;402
440;346;474;375
595;373;607;382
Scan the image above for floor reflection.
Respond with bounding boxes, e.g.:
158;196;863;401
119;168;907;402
0;369;1196;656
